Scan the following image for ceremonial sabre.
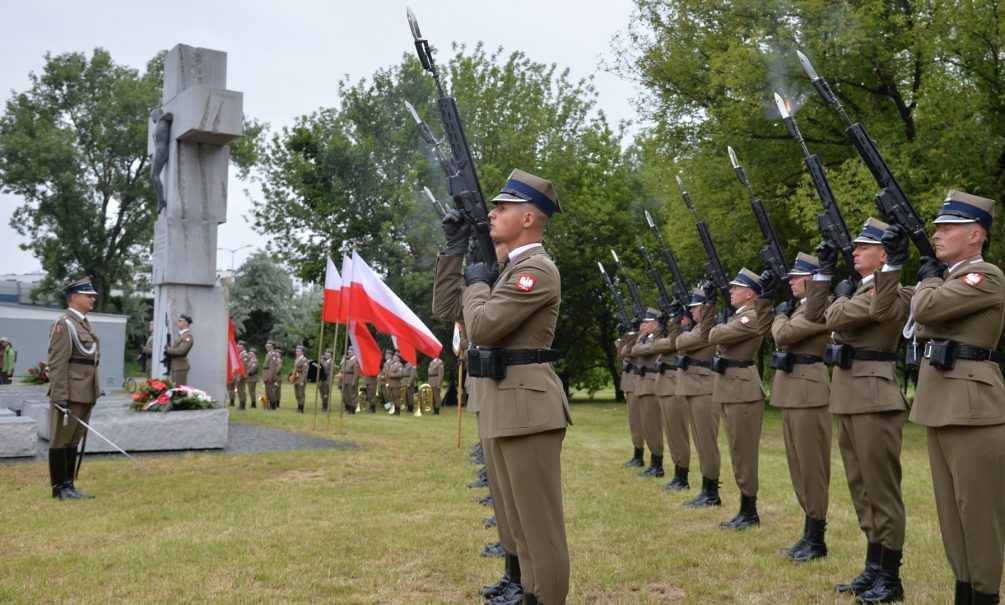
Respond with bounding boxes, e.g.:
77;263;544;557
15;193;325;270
55;404;145;468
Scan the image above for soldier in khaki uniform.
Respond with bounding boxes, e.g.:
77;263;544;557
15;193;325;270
402;360;416;413
141;322;154;377
630;309;666;477
875;192;1005;605
616;329;645;467
362;371;378;413
756;254;832;560
234;340;248;409
385;352;404;415
458;169;571;605
46;277;101;500
263;341;282;410
651;305;688;490
293;345;309;413
244;347;260;408
427;356;445;414
164;314;194;385
806;218;910;603
319;349;334;413
433;232;525;604
340;348;359;413
677;286;722;507
707;268;766;530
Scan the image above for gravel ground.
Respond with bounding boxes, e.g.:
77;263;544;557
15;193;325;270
1;420;355;464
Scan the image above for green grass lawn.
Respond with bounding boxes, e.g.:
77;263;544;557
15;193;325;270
0;385;961;604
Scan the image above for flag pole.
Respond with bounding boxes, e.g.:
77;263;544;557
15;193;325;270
323;325;340;432
311;320;326;431
334;245;357;434
456;360;464;448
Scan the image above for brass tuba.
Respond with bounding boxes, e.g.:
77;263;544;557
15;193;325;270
415;383;433;416
258;394;269;409
287;369;298;384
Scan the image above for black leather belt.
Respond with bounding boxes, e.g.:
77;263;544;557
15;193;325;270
69;358;97;366
851;349;897;362
656;360;678;374
924;342;1005;363
790;354;824;365
505;349;563;366
713;357;754;368
676;355;711;369
634;365;658;376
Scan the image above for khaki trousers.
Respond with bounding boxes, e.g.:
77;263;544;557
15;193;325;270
365;379;377;405
245;378;257;405
928;423;1005;593
294;382;306;406
432;384;441;409
637;392;664;457
837;411;906;550
478;408;516;558
235;378;247;405
782;407;831;519
626;391;643;450
49;401;95;448
490;429;569;605
319;381;330;407
172;369;188;385
722;400;764;497
686;393;721;479
659;393;691;469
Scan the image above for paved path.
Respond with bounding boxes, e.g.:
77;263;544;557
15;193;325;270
1;421;354;464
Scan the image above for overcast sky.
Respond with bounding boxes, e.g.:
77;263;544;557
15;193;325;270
0;0;642;276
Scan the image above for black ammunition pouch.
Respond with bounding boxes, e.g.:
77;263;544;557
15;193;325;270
924;339;957;370
620;360;631;373
824;344;853;369
467;347;507;379
711;356;754;375
675;354;690;371
656;359;677;374
905;341;923;370
770;351;793;373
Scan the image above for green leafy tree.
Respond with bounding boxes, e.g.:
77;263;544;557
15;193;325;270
230;251;295;349
0;48;163;309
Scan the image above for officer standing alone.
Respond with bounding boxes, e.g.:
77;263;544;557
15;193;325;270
46;277;101;500
165;314;194;385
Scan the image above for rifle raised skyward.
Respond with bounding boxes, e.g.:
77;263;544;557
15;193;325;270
677;175;733;317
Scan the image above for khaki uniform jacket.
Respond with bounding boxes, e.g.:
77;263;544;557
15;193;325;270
47;311;100;403
433;254;466;323
807;276;909;414
708;304;765;403
294;355;309;386
244;353;260;380
675;304;717;397
652;324;683;397
320;358;332;385
142;336;153;373
165;329;194;373
630;333;660;396
756;298;830;408
342;356;358;385
402;363;415;387
462;246;572;439
428;358;444;387
386;360;403;388
263;350;282;383
616;333;639;393
881;261;1005;426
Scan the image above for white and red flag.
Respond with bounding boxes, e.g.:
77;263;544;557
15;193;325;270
348;320;382;376
226;317;245;383
346;251;442;363
321;255;342;324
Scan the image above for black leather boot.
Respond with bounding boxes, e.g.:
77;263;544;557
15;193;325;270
972;588;1000;605
238;401;245;410
663;465;689;490
639;454;664;477
855;546;903;603
523;594;538;604
837;542;882;594
482;553;522;603
60;447;93;499
684;476;721;508
48;448;65;498
782;516;810;559
789;516;827;562
296;404;304;413
956;581;973;605
483;516;497;528
720;494;759;530
623;447;644;468
481;541;505;558
368;404;376;414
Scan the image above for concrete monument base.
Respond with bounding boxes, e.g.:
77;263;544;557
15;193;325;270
0;411;39;457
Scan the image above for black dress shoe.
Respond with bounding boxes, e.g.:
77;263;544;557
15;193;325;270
720;495;759;530
663;465;689;490
639;455;664;477
478;494;493;506
684;476;721;508
855;547;903;603
623;447;645;467
837;542;882;595
480;571;511;598
789;517;827;562
468;477;489;489
480;541;505;558
483;516;497;528
485;581;523;605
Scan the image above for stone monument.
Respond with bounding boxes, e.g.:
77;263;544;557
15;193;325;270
148;45;243;403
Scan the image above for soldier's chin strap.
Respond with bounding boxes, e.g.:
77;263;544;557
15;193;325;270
55;404;145;468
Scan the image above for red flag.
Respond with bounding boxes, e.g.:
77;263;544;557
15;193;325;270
322;255;342;323
226;318;245;382
338;253;353;323
348;320;382;376
346;251;442;360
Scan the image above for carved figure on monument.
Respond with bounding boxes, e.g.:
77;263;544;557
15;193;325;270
149;108;173;213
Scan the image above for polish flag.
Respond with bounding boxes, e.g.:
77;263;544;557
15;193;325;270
226;318;245;382
339;253;354;323
347;251;442;361
348;320;382;376
322;256;342;323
